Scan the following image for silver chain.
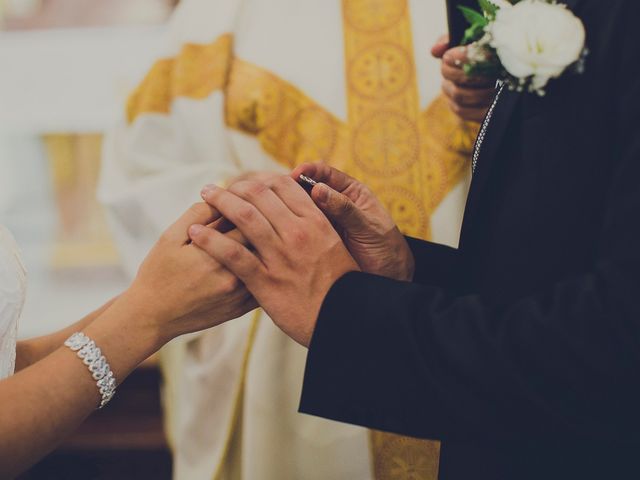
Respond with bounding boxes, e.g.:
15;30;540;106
472;83;505;174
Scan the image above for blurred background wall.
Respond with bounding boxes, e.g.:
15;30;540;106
0;1;178;478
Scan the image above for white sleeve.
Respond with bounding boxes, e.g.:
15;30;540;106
98;0;243;277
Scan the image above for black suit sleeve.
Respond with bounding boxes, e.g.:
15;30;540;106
300;1;640;442
405;236;461;289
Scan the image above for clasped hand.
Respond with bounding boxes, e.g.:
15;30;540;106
190;165;414;347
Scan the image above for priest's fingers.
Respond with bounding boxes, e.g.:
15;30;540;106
167;202;221;244
310;183;369;234
442;80;496;108
189;225;263;284
200;185;278;255
446;99;490;123
442;62;495;88
431;34;450;59
292;163;357;195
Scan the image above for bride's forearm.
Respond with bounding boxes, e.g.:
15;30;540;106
0;293;163;479
15;296;119;371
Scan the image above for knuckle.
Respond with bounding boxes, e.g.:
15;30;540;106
440;62;450;79
193;230;213;249
340;197;356;215
232;180;269;198
274;175;294;189
447;84;466;104
452;89;466;104
226;243;246;264
362;184;375;198
236;205;257;224
285;227;309;247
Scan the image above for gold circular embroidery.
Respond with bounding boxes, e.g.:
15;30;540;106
349;43;413;100
353;110;419;176
344;0;407;33
377;186;429;238
424;95;477;155
422;152;453;211
277;106;338;167
372;432;440;480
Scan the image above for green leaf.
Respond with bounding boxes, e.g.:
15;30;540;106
478;0;498;19
458;5;488;27
461;23;486;45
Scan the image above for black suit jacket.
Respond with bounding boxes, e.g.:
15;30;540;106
299;1;640;478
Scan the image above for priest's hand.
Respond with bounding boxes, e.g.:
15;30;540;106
192;178;360;347
432;34;496;123
291;163;415;282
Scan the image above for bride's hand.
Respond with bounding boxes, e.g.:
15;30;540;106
124;202;257;344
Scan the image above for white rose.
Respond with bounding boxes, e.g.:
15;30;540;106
488;0;585;91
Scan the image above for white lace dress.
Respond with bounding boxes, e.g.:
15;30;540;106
0;225;27;379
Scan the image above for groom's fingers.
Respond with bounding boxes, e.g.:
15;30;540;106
188;225;263;283
224;227;249;247
268;175;320;217
201;185;278;253
228;180;298;236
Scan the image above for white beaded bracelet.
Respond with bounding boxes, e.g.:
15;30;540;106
64;332;116;409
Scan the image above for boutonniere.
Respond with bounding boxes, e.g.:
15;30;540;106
459;0;588;96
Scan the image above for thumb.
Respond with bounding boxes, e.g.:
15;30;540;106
311;183;367;233
431;34;450;59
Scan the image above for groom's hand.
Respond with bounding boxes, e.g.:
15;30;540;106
191;177;360;347
291;163;415;282
432;34;496;123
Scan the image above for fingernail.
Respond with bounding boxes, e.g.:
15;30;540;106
316;183;329;203
201;184;217;199
189;224;204;237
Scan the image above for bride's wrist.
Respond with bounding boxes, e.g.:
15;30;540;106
115;288;172;348
79;291;169;379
